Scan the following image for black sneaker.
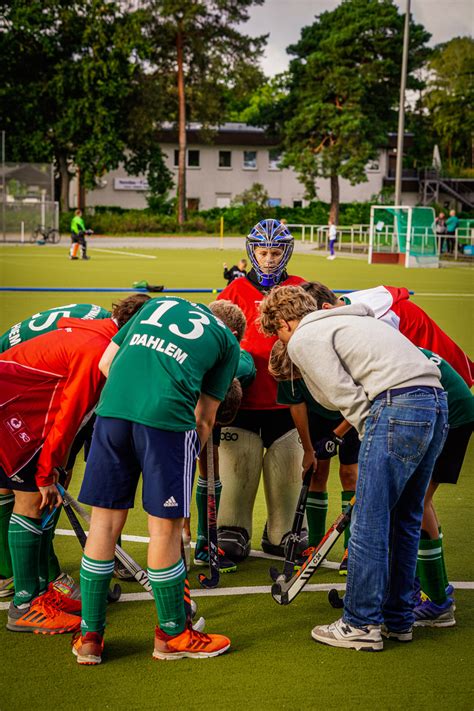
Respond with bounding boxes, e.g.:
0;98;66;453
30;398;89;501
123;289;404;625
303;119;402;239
261;523;308;558
194;546;237;573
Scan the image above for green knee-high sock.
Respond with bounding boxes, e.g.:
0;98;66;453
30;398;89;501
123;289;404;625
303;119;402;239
148;559;186;635
417;532;447;605
438;526;449;588
195;477;222;553
306;492;328;546
341;491;355;549
80;555;114;635
0;493;15;578
8;513;42;606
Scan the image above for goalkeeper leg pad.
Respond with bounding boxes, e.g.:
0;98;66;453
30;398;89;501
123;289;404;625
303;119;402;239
217;428;264;540
262;429;305;547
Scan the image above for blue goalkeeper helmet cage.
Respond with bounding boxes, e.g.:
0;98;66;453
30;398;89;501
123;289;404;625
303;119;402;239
246;219;294;287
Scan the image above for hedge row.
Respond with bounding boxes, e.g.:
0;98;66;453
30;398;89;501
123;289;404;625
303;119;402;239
59;201;373;236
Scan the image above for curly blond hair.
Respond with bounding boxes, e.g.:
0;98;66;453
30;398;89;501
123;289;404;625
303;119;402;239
269;340;302;381
259;285;317;336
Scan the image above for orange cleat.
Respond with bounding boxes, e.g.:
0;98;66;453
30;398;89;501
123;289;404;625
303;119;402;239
45;586;81;615
153;623;230;661
7;595;81;634
72;631;104;665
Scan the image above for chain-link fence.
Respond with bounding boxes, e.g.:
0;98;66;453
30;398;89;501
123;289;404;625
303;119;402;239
0;162;58;242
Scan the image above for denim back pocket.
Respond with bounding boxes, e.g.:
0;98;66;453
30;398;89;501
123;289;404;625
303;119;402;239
388;418;433;463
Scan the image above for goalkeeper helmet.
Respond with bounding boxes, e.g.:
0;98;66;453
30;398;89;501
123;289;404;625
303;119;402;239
246;219;294;287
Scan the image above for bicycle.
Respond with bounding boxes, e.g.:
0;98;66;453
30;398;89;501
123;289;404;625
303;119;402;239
31;225;61;244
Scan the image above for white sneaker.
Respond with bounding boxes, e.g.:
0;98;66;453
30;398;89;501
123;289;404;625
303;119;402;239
311;617;383;651
327;255;336;260
381;624;413;642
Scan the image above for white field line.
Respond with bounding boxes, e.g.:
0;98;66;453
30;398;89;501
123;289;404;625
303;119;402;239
2;582;474;610
91;247;157;259
54;529;340;569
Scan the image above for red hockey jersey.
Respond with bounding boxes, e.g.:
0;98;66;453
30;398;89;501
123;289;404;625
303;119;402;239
0;317;117;486
346;285;473;387
218;275;305;409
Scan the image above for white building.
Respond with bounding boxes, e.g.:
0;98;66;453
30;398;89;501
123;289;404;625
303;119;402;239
81;123;417;210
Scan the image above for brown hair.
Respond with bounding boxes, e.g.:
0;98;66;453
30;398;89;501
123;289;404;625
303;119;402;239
112;294;151;328
300;281;338;309
259;286;317;337
216;378;243;425
209;300;246;342
269;340;302;381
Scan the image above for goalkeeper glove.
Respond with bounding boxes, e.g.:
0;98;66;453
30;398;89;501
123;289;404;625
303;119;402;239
314;433;344;460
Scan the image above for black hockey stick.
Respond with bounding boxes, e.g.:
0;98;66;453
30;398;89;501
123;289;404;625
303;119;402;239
269;465;313;583
56;484;121;603
271;495;355;605
328;588;344;609
60;486;151;593
198;435;220;589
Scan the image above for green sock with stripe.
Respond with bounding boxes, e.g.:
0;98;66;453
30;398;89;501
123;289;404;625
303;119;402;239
417;532;447;605
80;555;115;635
341;491;355;548
148;559;186;636
306;492;328;546
8;513;42;606
195;477;222;555
0;493;14;579
438;526;449;588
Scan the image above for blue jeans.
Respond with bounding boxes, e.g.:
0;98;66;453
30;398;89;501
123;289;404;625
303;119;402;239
343;387;448;630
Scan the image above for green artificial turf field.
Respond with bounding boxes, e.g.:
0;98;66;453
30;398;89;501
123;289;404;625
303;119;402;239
0;243;473;710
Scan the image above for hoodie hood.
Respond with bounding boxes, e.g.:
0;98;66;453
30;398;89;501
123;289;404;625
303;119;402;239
57;316;118;339
296;302;375;332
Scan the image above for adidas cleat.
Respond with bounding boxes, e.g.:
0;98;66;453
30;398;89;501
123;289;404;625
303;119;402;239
194;546;237;573
339;549;348;576
72;631;104;665
153;623;230;660
45;587;81;615
51;572;81;600
7;595;81;634
413;598;456;627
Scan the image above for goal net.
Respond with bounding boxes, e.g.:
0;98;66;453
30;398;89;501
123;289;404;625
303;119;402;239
369;206;438;268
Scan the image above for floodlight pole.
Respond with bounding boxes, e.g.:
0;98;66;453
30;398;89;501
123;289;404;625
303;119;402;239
394;0;411;207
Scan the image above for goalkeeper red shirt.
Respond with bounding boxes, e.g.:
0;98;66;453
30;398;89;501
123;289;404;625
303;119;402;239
344;285;473;387
0;317;117;487
218;274;305;409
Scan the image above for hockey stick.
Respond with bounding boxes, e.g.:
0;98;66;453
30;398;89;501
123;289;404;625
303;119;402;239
60;485;152;594
271;495;355;605
56;484;121;603
60;480;204;628
269;465;313;583
197;435;220;589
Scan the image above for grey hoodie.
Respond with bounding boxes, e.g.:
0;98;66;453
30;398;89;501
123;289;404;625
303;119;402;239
287;303;442;435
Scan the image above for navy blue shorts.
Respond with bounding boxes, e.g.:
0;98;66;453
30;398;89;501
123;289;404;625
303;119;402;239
79;416;200;518
0;452;40;492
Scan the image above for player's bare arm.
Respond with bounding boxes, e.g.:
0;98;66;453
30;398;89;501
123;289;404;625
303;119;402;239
99;341;120;377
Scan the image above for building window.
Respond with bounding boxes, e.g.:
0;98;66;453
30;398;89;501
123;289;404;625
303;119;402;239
267;198;281;207
188;150;200;168
243;150;257;169
187;197;200;211
366;159;380;173
268;149;281;170
293;200;303;208
174;149;179;167
219;151;232;169
216;194;231;208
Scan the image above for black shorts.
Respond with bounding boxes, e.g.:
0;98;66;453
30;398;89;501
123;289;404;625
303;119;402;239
308;414;360;465
0;452;41;492
432;422;473;484
230;408;295;449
